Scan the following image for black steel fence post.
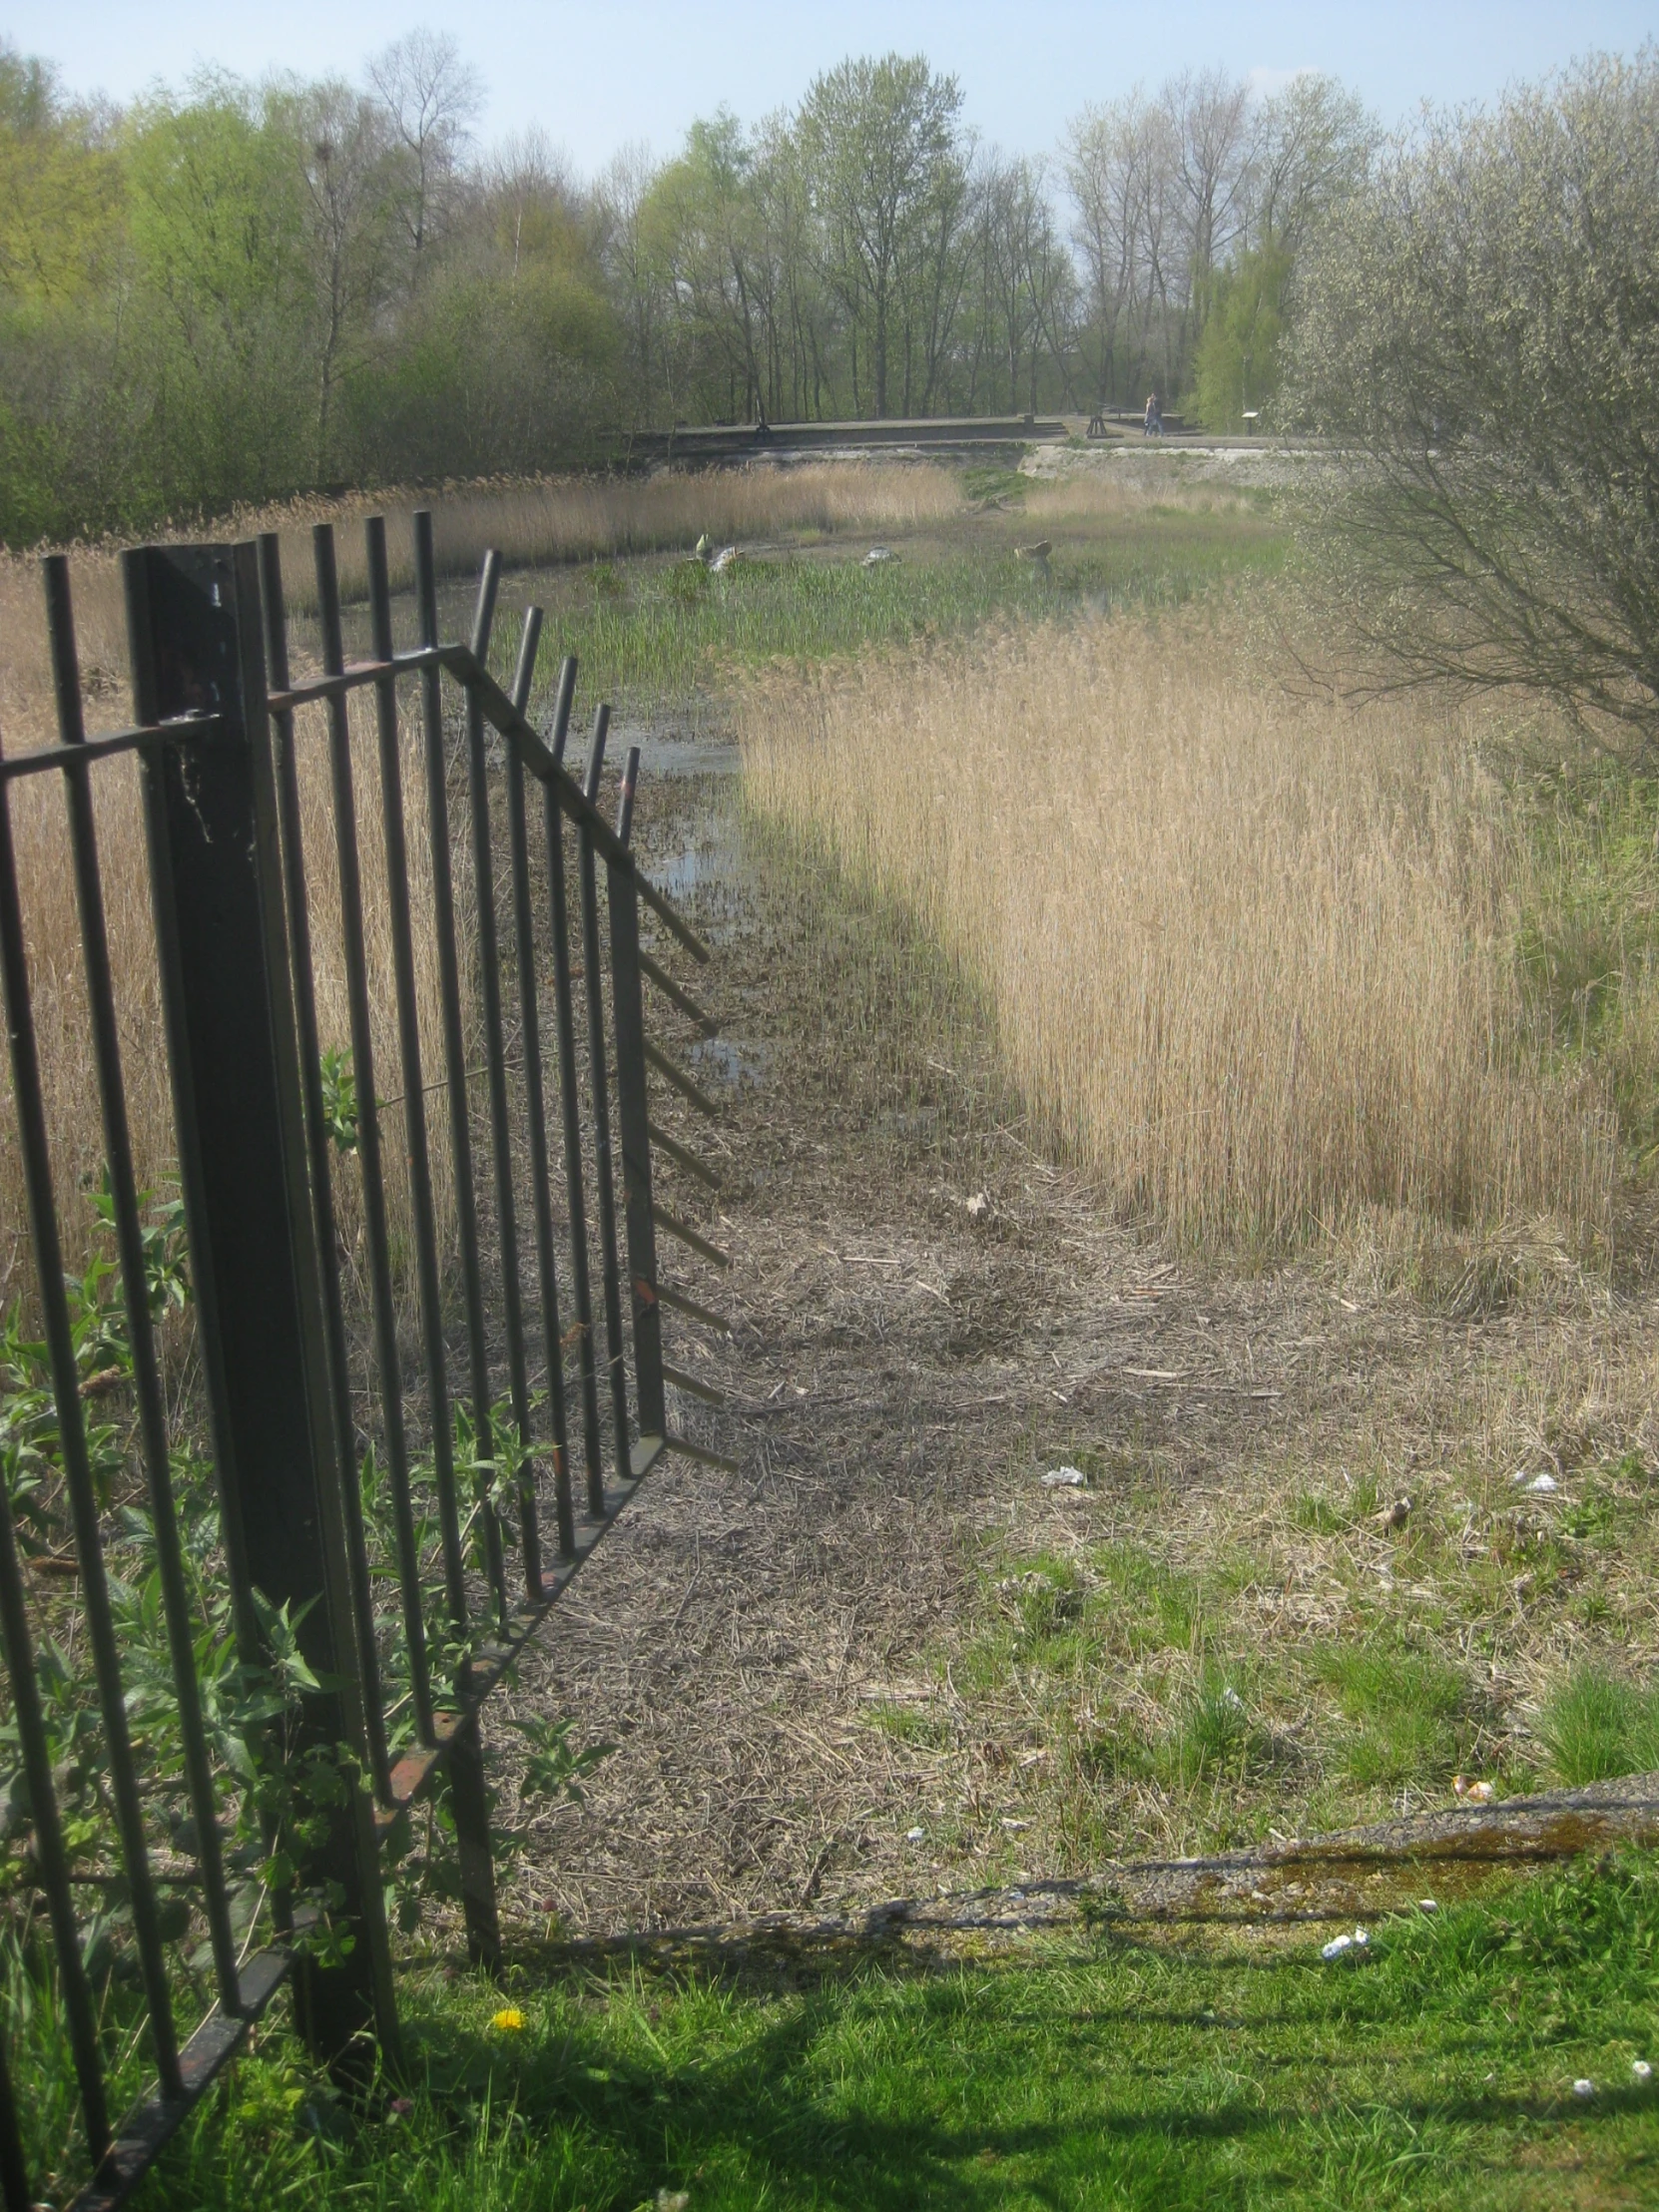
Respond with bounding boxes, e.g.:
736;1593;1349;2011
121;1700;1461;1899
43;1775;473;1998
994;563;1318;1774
46;552;246;2016
122;542;399;2068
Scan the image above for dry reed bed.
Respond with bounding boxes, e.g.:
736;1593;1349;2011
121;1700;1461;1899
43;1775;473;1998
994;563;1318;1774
0;463;965;751
0;694;458;1307
739;614;1618;1251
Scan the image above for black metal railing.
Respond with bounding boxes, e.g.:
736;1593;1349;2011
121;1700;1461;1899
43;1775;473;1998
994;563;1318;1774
0;514;737;2211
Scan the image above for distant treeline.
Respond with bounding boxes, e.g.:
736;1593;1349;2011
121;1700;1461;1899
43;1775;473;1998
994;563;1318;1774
0;34;1373;544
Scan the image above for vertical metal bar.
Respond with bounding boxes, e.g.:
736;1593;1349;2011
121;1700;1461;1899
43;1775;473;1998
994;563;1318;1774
0;745;181;2094
123;543;400;2066
44;555;244;2014
0;1454;109;2165
464;572;541;1601
300;526;432;1753
0;2000;31;2212
361;520;469;1654
578;707;633;1488
607;746;667;1450
410;513;502;1970
411;519;506;1620
256;539;390;1805
542;660;605;1517
506;612;575;1564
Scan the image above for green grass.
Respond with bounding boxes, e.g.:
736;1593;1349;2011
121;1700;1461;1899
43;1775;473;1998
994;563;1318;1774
1539;1667;1659;1786
1310;1643;1477;1793
1514;756;1659;1164
495;512;1282;716
116;1852;1659;2209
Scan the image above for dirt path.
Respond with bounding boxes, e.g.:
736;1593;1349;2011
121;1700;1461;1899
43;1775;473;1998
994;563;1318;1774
488;747;1656;1938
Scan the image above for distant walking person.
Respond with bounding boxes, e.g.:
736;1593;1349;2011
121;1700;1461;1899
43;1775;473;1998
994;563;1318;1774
1144;391;1162;437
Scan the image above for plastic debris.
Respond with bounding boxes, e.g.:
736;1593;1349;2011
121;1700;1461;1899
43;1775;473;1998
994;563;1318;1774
1453;1775;1496;1804
1417;1899;1439;1914
863;545;898;565
709;545;743;573
1322;1928;1371;1960
1043;1466;1088;1488
1635;2059;1654;2083
1572;2078;1596;2099
658;2193;691;2212
965;1190;991;1218
1527;1473;1559;1492
905;1826;924;1842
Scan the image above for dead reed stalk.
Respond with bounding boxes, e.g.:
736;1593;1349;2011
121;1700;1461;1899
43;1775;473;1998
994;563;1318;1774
0;463;963;752
0;690;457;1309
738;613;1618;1250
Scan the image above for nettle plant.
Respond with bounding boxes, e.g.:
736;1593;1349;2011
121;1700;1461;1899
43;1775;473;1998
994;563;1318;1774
0;1059;573;1995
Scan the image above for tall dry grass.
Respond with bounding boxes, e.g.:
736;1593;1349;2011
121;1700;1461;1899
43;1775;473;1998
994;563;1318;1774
0;463;964;752
0;693;456;1309
0;460;956;1293
739;613;1619;1251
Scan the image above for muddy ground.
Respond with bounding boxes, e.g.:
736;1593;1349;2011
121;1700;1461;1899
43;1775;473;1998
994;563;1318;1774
480;736;1659;1940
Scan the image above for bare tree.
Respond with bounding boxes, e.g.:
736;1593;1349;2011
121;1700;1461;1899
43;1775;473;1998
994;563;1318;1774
1065;90;1171;406
1288;50;1659;738
1164;65;1255;360
280;79;400;472
593;140;669;418
367;27;481;263
797;53;966;416
1251;73;1374;253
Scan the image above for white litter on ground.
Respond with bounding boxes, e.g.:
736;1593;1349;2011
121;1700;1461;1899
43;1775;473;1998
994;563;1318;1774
1322;1928;1370;1960
1573;2078;1596;2099
1042;1467;1088;1488
1526;1473;1559;1492
904;1826;924;1842
1634;2059;1653;2083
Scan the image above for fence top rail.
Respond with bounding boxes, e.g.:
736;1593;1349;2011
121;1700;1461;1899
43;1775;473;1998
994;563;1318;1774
440;642;712;965
0;712;224;783
13;567;710;962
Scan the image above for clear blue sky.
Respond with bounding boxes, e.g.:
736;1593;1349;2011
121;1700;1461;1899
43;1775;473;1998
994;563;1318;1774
8;1;1656;173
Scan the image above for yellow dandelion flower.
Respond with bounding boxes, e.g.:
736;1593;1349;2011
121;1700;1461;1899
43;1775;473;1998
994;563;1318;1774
490;2006;526;2032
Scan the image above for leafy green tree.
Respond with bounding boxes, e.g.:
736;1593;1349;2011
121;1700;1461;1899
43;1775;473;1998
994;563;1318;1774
124;77;311;508
797;54;967;416
1194;242;1288;429
1287;49;1659;738
0;46;129;539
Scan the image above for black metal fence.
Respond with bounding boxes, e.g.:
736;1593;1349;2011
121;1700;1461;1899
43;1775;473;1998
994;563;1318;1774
0;515;735;2211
